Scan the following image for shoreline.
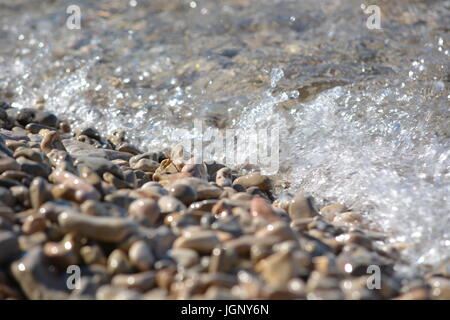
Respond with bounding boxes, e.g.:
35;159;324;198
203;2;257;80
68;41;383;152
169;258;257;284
0;101;448;300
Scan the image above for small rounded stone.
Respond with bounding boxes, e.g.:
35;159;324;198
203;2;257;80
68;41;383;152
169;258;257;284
169;184;197;206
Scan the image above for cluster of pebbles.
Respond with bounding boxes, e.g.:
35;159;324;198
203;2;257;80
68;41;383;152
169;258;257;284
0;101;449;300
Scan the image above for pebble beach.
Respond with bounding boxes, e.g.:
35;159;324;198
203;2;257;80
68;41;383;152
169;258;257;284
0;0;449;300
0;103;449;300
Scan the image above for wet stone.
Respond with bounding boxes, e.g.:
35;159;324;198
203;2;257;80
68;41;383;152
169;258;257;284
129;240;155;272
17;157;51;177
288;193;318;220
0;157;20;173
211;215;242;235
80;245;107;266
104;192;135;209
233;172;272;191
256;251;296;288
250;197;280;222
255;221;297;242
320;203;348;221
75;156;123;178
128;198;161;227
131;158;159;173
158;196;186;214
107;249;133;275
181;161;208;180
50;169;100;202
30;176;53;209
11;248;70;300
116;143;141;155
103;172;132;189
75;127;101;141
333;211;363;227
167;248;199;269
111;271;156;292
22;215;47;235
0;186;15;207
189;199;219;212
209;247;237;274
173;230;220;254
58;211;138;243
43;240;79;269
169;184;198;206
172;178;222;200
0;231;20;264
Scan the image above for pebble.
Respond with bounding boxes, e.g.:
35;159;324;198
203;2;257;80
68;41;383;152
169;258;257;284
169;183;197;206
233;172;271;191
333;211;363;227
22;215;47;234
0;231;19;264
129;240;155;271
172;178;222;200
29;176;53;208
43;240;79;269
11;248;70;299
111;271;156;292
288;193;318;220
168;248;199;269
128;198;160;226
58;211;138;242
173;230;220;254
0;157;20;173
256;251;295;287
209;247;237;273
51;169;100;202
75;156;123;178
320;203;347;221
107;249;133;275
158;196;186;213
17;156;51;177
131;158;159;173
180;161;208;180
250;197;279;222
80;245;107;266
255;221;297;242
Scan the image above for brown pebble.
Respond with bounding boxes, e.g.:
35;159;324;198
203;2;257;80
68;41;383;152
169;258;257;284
320;203;347;221
111;271;156;292
158;196;186;213
256;251;295;287
22;215;47;235
288;193;318;220
169;184;197;206
173;230;220;254
29;177;53;209
43;240;79;269
128;198;160;226
58;211;138;243
107;249;133;274
333;211;363;227
0;157;20;173
233;172;271;191
80;245;107;265
129;240;155;271
250;197;279;222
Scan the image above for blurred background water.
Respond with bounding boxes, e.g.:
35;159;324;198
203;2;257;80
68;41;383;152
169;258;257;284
0;0;449;267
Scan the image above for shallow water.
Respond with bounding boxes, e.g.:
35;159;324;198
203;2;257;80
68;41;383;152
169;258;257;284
0;0;449;267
